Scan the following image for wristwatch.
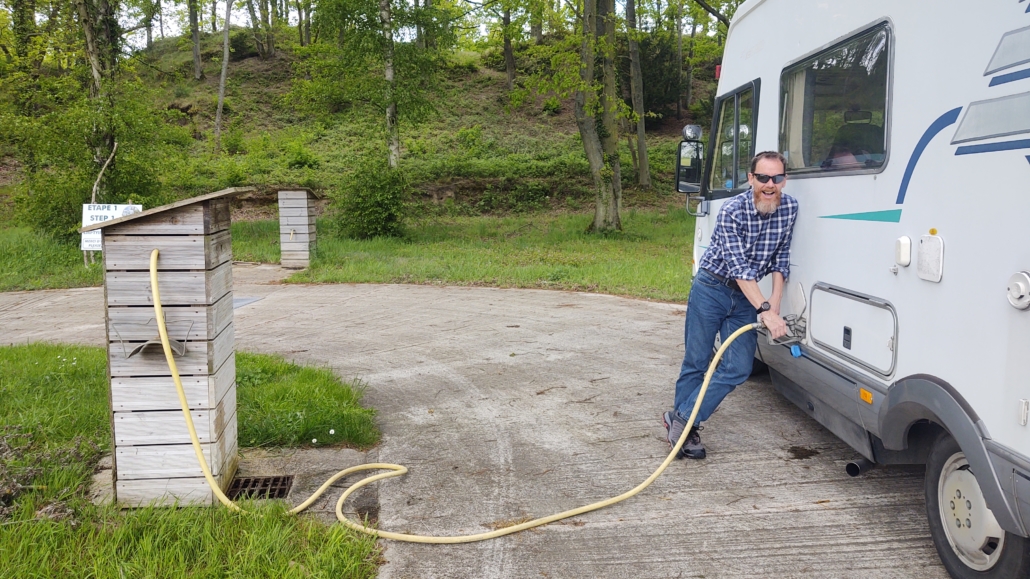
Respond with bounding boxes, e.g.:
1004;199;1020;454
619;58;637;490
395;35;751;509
756;301;771;315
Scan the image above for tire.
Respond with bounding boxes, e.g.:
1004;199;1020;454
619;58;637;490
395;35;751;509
924;432;1030;578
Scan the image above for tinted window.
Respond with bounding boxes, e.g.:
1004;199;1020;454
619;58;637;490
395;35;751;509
708;84;757;192
779;24;890;173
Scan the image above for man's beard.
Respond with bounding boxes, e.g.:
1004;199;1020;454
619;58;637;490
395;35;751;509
754;190;781;216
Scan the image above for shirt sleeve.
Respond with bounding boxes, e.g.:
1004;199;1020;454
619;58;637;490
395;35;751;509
769;205;798;280
716;205;760;281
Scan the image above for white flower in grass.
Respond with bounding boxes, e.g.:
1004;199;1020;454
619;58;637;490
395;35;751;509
312;438;317;444
329;429;335;435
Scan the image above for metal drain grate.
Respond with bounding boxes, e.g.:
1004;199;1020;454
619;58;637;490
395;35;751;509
227;475;294;500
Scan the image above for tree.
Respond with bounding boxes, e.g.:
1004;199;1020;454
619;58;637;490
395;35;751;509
214;0;232;152
626;0;650;187
379;0;399;167
502;5;515;90
188;0;203;79
572;0;622;232
74;0;120;184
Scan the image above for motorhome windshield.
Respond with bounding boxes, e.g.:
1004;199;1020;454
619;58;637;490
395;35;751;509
779;23;890;173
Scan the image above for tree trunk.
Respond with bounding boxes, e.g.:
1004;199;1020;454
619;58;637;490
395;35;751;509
214;0;232;153
73;0;119;196
303;0;311;45
626;0;650;188
258;0;275;57
574;0;621;233
379;0;399;168
158;0;164;38
189;0;203;79
211;0;217;33
246;0;267;57
12;0;37;59
530;0;543;44
675;1;682;118
295;0;304;45
685;22;697;109
694;0;729;28
502;8;515;91
597;0;622;228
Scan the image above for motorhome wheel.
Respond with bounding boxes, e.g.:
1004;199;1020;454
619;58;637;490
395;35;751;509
925;432;1030;578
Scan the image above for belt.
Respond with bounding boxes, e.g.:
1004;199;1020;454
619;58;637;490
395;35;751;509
701;269;740;291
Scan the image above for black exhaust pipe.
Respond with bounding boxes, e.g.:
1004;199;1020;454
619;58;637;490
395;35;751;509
846;457;875;477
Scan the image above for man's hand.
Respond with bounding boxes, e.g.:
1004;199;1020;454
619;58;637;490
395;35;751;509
760;311;788;340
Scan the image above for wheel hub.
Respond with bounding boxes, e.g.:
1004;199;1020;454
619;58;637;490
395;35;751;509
938;452;1005;570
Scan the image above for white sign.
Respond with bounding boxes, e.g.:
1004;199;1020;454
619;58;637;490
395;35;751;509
81;204;142;251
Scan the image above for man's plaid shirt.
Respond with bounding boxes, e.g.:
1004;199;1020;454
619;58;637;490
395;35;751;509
697;189;798;282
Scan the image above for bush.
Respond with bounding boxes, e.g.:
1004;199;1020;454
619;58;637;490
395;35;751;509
331;156;408;239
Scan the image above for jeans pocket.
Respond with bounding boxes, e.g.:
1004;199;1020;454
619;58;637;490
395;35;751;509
693;270;721;289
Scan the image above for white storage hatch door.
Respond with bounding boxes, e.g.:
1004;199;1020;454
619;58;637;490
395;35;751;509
810;285;897;376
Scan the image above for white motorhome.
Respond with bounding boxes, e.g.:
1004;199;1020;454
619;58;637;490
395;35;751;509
676;1;1030;577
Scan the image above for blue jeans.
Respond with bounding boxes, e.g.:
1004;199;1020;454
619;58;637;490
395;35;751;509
673;269;758;425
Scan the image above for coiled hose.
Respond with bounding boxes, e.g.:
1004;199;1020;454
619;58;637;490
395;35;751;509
149;249;760;543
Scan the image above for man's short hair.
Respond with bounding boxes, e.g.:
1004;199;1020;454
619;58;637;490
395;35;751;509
750;151;787;174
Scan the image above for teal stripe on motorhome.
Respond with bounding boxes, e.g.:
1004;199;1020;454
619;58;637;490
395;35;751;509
820;210;902;223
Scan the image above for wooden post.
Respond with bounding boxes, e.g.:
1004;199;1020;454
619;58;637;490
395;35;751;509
82;188;252;506
278;189;318;269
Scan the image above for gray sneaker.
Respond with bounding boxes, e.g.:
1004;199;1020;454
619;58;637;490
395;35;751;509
663;411;706;460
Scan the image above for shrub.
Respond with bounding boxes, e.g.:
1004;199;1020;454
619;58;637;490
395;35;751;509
331;156;408;239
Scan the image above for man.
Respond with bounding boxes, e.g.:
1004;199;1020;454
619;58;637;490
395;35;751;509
664;151;798;459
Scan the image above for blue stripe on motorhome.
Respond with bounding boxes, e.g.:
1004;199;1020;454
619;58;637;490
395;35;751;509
955;138;1030;155
895;108;963;205
990;67;1030;85
819;210;902;223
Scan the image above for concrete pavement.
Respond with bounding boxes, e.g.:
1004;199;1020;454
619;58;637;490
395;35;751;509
0;263;948;578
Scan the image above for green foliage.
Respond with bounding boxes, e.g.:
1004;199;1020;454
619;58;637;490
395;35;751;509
236;352;379;448
331;156;409;239
285;141;321;169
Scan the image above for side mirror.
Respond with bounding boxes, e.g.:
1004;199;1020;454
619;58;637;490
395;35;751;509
676;139;704;194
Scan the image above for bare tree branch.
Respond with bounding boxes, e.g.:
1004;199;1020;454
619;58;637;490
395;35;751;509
694;0;729;28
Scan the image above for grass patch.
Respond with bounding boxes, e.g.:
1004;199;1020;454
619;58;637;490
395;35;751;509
251;205;696;302
0;344;380;578
237;352;379;448
0;227;103;292
232;219;282;263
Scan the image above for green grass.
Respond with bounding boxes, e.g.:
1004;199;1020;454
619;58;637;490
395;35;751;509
0;227;103;292
0;344;380;577
237;352;379;448
259;205;696;302
232;219;282;263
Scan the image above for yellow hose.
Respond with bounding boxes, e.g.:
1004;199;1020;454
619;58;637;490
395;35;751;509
149;249;759;542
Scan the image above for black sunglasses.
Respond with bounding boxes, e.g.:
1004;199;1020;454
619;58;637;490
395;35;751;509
751;173;786;184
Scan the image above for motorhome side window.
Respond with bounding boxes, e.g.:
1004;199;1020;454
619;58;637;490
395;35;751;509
708;83;757;192
779;23;890;173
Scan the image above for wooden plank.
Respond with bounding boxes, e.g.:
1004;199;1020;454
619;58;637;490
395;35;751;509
81;187;253;233
280;215;317;227
105;261;232;306
103;205;207;235
109;323;234;377
279;232;315;244
279;241;311;252
115;416;237;480
277;198;311;209
111;356;235;411
107;292;232;341
114;387;236;446
281;251;310;261
278;190;311;200
103;230;231;271
278;207;309;218
279;223;315;235
206;198;231;233
115;456;237;507
281;260;310;269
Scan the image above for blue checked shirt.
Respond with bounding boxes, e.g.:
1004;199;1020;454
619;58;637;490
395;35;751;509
698;190;798;282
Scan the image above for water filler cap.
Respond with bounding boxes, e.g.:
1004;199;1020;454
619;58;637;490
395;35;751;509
1008;272;1030;310
791;345;802;358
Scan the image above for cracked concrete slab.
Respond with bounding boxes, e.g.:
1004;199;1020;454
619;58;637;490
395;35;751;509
0;263;948;578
